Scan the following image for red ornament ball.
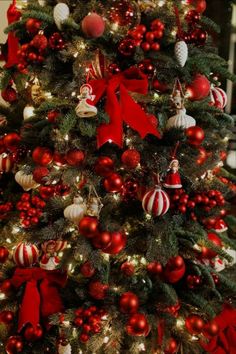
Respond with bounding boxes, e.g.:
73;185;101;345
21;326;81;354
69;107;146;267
185;314;205;334
33;166;49;184
109;0;135;26
49;32;65;50
186;74;210;101
164;338;179;354
119;292;139;314
103;173;123;193
187;0;206;13
203;320;220;337
0;279;12;294
201;233;222;259
88;281;108;300
146;261;163;276
31;33;48;50
79;216;99;238
1;87;17;103
5;336;23;354
92;231;112;249
186;126;205;146
108;63;121;75
121;149;140;169
80;261;95;278
118;38;136;56
66;150;85;166
3;133;21;152
24;324;43;342
185;10;201;23
138;59;155;77
0;310;14;325
32;147;53;166
53;152;66;166
190;28;207;45
126;313;149;336
82;13;105;38
186;274;202;289
121;262;135;276
0;246;9;263
47;110;59;123
26;18;42;34
95;156;114;177
102;231;127;255
164;256;186;283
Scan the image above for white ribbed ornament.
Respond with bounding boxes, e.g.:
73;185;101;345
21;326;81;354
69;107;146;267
15;170;39;191
166;108;196;130
53;3;70;30
38;0;46;6
210;86;227;109
58;343;72;354
23;105;35;121
175;41;188;67
64;197;86;223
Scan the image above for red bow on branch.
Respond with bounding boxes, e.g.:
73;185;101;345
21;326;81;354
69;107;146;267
5;0;21;68
11;267;67;331
89;67;161;148
201;304;236;354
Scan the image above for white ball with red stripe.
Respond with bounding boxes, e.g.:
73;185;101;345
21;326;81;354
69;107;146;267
210;87;227;109
41;240;67;254
0;154;14;172
142;186;170;217
13;242;39;267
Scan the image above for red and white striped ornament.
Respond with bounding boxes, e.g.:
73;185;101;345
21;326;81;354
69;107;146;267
210;86;227;110
142;186;170;217
13;242;39;267
0;153;14;173
41;240;67;254
88;50;109;80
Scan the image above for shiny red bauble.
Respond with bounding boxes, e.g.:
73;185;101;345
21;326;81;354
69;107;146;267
0;279;12;294
24;324;43;341
66;150;85;166
201;233;222;259
190;28;207;45
186;74;210;101
164;256;186;283
3;133;21;152
0;310;14;324
95;156;114;177
121;262;135;276
186;274;202;289
33;166;49;184
31;33;48;50
186;126;205;146
126;313;149;336
119;292;139;314
49;33;65;50
88;281;108;300
121;149;140;169
103;173;123;193
187;0;206;13
185;314;205;334
80;261;95;278
82;13;105;38
146;261;163;276
1;87;17;103
47;110;59;123
185;10;201;23
0;246;9;263
109;0;135;26
164;338;179;354
118;39;136;56
92;231;112;249
102;231;127;255
32;147;53;166
26;18;42;34
78;216;99;238
138;59;155;77
108;63;121;75
53;152;66;166
203;320;219;337
5;335;23;354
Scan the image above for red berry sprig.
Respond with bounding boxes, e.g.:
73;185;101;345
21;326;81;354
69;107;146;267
16;193;46;228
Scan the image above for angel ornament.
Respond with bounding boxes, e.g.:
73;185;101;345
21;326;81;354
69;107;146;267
75;84;98;118
40;240;67;271
163;159;182;189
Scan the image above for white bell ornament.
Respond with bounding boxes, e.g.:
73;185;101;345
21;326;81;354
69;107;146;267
166;108;196;130
64;196;87;223
15;170;40;191
53;3;70;31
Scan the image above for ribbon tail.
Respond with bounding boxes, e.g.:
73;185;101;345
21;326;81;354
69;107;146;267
5;1;21;68
120;85;161;140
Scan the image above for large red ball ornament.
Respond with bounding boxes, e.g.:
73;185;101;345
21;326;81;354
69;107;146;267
0;246;9;263
78;216;99;238
164;256;186;283
5;336;23;354
80;261;95;278
186;74;210;101
121;149;140;169
26;18;42;34
24;324;43;342
1;87;18;103
33;166;49;184
186;126;205;146
0;310;14;324
203;320;220;337
126;313;149;336
82;13;105;38
94;156;114;177
185;314;205;334
164;338;179;354
119;292;139;314
109;0;135;26
89;281;108;300
66;150;85;166
3;133;21;152
102;231;127;255
103;173;123;193
92;231;112;249
32;147;53;166
187;0;206;13
201;233;222;259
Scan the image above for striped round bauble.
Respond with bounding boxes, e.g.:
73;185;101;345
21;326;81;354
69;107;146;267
0;154;14;173
210;87;227;109
142;187;170;217
13;242;39;267
41;240;67;254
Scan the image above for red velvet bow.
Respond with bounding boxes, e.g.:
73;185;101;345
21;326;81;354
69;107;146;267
89;67;161;148
201;304;236;354
5;0;21;68
11;267;67;331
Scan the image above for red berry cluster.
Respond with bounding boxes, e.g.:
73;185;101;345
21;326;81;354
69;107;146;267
186;274;202;289
181;10;207;45
16;193;46;228
74;306;107;343
39;184;70;200
0;202;13;220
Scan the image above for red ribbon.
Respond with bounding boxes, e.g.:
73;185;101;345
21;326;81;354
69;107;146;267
11;267;67;331
5;0;21;68
201;304;236;354
89;67;161;148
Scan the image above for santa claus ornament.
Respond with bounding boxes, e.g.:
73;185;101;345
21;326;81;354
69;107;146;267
75;84;98;118
163;159;182;189
40;240;67;270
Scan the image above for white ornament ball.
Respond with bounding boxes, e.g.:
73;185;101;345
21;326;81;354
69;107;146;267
175;41;188;67
166;108;196;130
0;153;14;172
38;0;46;6
13;242;39;267
142;186;170;217
64;196;86;223
15;170;40;191
210;86;227;109
53;3;70;30
23;105;35;121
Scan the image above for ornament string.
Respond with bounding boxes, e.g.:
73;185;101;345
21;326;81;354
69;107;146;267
173;5;183;39
171;141;180;160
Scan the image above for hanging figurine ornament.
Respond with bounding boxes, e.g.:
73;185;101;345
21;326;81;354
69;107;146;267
40;240;67;270
163;142;182;189
75;84;98;118
86;185;103;217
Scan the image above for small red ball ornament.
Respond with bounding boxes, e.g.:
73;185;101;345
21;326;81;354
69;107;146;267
53;152;66;166
121;262;135;276
146;261;163;276
0;246;9;263
126;313;149;336
190;28;207;45
95;156;114;177
164;338;179;354
32;147;53;166
26;18;42;34
32;33;48;50
79;216;99;238
66;150;85;166
186;126;205;146
33;166;49;184
80;261;95;278
201;233;222;259
0;279;12;294
186;74;210;101
103;173;123;193
0;310;14;324
118;38;136;56
121;149;140;169
82;13;105;38
49;33;65;50
89;281;108;300
47;110;59;123
5;336;23;354
185;314;205;334
185;10;201;23
203;320;220;337
24;324;43;342
164;256;186;283
187;0;206;13
186;274;202;289
102;231;127;255
92;231;112;249
1;87;17;103
3;133;21;152
119;292;139;314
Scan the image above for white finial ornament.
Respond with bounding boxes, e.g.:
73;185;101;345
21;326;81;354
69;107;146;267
53;3;70;30
64;196;87;223
175;40;188;67
15;170;40;191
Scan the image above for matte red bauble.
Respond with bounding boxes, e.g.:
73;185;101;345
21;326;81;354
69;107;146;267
26;18;42;34
24;324;43;341
94;156;114;177
66;150;85;166
121;262;135;276
203;320;219;337
185;314;204;334
80;261;95;278
102;231;127;255
82;13;105;38
103;173;123;193
119;292;139;314
118;39;136;56
3;133;21;152
126;313;149;336
92;231;112;249
164;338;179;354
5;336;23;354
0;246;9;263
33;166;49;184
187;0;206;13
0;310;14;324
32;147;53;166
88;281;108;300
146;261;163;275
201;233;222;259
186;126;205;146
78;216;99;238
1;87;17;103
109;0;135;26
164;256;186;283
186;74;210;101
121;149;140;169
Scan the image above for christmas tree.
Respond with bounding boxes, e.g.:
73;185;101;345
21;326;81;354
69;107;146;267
0;0;236;353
